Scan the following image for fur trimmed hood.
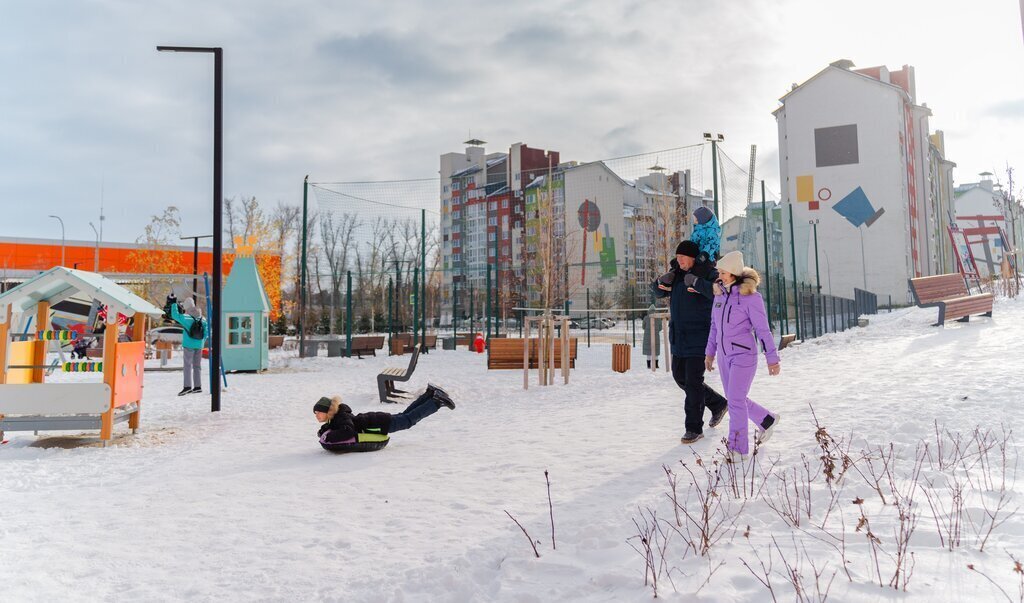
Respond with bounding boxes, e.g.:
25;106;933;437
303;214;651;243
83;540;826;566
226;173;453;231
714;267;761;295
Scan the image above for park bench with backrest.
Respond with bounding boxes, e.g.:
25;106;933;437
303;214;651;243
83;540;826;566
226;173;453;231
377;345;421;403
349;335;385;358
487;337;578;370
909;274;994;326
390;332;438;354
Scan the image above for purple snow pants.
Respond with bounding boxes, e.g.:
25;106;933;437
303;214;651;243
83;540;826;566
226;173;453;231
718;354;774;455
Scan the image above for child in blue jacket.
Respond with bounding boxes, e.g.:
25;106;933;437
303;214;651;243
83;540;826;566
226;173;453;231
692;206;722;261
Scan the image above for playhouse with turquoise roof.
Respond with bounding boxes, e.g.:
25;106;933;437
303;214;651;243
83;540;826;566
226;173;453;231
221;237;270;372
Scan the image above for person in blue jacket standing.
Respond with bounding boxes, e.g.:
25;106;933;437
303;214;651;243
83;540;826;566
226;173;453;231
166;294;209;396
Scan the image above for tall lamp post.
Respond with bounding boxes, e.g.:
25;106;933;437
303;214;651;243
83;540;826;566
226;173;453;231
48;215;65;267
157;45;224;413
703;132;725;218
89;222;100;271
809;219;821;294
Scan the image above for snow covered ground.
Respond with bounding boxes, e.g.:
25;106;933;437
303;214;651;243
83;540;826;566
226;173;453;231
2;297;1022;602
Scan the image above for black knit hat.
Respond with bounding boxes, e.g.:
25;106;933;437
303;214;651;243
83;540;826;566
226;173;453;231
313;397;333;413
675;240;700;258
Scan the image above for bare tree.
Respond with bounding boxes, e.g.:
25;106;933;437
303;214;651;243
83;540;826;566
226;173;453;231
319;212;360;334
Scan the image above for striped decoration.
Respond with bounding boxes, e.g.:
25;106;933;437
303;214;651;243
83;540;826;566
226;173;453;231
63;361;103;373
38;330;78;342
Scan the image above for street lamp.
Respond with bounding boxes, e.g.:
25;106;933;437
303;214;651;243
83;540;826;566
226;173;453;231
158;44;224;413
703;133;725;218
809;219;821;293
88;222;100;271
48;215;65;267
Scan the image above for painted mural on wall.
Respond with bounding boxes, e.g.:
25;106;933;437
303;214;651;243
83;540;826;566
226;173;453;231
796;121;885;231
576;198;617;284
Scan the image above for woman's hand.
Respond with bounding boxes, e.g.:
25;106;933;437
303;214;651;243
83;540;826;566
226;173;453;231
705;355;715;372
767;363;781;376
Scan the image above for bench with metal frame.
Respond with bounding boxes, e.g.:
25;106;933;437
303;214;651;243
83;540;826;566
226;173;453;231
377;345;421;404
909;274;994;326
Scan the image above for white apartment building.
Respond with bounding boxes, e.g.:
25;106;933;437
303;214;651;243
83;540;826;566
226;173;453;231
775;61;954;303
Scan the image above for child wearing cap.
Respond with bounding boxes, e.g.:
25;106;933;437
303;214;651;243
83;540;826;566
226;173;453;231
704;251;781;460
314;384;455;448
691;206;722;261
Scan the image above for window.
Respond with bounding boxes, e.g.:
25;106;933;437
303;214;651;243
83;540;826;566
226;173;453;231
489;201;497;211
503;231;510;240
488;216;497;226
501;199;509;209
489;232;496;242
226;313;255;348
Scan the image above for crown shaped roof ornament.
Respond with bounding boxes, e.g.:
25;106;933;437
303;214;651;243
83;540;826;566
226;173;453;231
234;236;257;258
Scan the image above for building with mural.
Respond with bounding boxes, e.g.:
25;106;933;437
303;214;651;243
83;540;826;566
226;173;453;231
775;60;954;302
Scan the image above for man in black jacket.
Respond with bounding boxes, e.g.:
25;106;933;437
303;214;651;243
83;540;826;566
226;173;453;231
652;240;728;444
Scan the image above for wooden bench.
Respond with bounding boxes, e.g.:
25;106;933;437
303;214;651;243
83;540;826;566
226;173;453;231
391;333;437;354
777;334;797;350
377;345;421;404
487;338;578;370
349;335;385;358
909;274;994;326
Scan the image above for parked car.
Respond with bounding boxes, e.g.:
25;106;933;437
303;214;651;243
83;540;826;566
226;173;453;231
146;324;184;345
582;317;612;330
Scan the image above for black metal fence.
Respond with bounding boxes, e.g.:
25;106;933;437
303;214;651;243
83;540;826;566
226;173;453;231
795;286;879;341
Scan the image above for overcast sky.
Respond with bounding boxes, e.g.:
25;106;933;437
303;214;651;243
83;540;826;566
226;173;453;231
2;0;1022;243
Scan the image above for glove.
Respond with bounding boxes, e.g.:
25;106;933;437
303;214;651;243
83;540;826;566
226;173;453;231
683;273;699;288
163;294;177;317
658;272;675;287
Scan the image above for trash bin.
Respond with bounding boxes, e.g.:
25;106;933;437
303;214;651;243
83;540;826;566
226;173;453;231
391;339;406;356
612;343;631;373
326;340;345;357
442;337;456;351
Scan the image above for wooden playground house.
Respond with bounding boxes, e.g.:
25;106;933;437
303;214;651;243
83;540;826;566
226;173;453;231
221;236;270;372
0;267;164;443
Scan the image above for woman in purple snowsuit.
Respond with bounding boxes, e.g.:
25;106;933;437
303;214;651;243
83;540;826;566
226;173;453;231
704;251;781;457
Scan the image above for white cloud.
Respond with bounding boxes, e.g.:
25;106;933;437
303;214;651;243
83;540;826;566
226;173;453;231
1;0;1021;243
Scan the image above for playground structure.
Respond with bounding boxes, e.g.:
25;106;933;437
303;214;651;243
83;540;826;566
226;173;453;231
0;267;164;444
522;314;572;389
221;236;270;372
